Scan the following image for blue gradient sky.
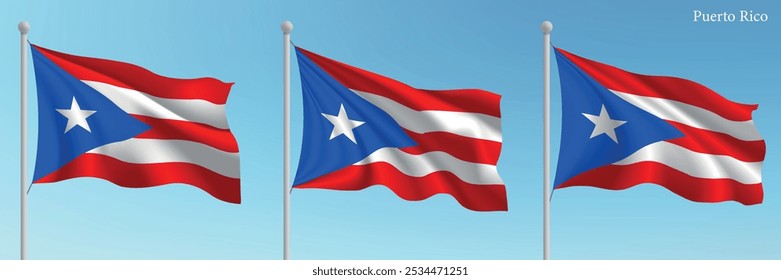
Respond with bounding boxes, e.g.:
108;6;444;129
0;0;779;259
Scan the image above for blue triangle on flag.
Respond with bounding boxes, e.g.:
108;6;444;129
293;47;415;186
552;48;684;187
31;45;150;182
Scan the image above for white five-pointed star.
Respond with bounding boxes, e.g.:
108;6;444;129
56;97;97;133
582;105;626;143
321;104;365;144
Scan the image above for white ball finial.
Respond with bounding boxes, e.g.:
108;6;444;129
18;21;30;35
281;21;293;34
541;21;553;34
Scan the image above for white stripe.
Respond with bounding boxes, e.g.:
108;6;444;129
611;90;762;141
354;147;503;185
84;81;230;129
351;90;502;142
86;138;239;178
613;141;762;184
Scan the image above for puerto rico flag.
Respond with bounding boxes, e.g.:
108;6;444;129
30;44;240;203
292;46;507;211
553;47;765;204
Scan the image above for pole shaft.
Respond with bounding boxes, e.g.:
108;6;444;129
282;27;291;261
542;24;551;261
20;24;28;261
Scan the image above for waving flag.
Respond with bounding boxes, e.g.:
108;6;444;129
553;47;765;204
30;44;240;203
292;46;506;211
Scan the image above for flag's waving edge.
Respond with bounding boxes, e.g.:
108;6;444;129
30;44;241;203
292;46;507;211
552;47;765;205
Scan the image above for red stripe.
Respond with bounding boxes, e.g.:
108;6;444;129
296;46;501;117
556;47;758;121
556;162;763;205
400;129;501;165
132;115;239;153
32;44;232;104
666;121;766;162
35;153;241;204
294;162;507;211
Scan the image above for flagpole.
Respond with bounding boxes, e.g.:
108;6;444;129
541;20;553;260
281;20;293;260
19;20;30;261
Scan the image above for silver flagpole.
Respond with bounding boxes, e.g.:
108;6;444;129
281;20;293;260
19;21;30;261
541;20;553;260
